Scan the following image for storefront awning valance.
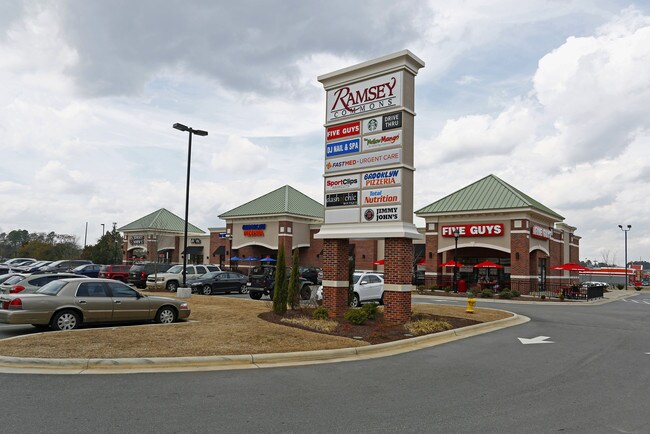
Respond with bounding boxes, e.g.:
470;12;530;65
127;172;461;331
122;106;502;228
127;246;148;252
213;246;226;255
157;247;175;252
182;246;203;255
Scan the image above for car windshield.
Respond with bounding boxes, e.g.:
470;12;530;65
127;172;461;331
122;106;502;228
352;274;362;284
35;280;68;295
167;265;183;273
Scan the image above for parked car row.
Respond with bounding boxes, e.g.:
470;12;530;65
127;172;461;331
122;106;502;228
0;277;190;331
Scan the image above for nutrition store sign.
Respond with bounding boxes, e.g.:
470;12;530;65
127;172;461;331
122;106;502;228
316;50;425;240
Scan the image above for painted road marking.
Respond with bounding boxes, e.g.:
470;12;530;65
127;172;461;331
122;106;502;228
518;336;554;345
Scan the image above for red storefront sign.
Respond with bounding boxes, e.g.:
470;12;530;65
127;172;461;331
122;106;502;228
531;225;552;240
326;121;361;141
441;224;504;237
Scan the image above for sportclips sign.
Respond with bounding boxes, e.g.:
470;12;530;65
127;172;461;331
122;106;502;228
325;72;402;122
441;224;504;237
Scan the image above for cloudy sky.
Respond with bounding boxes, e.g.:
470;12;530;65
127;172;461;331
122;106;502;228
1;0;649;265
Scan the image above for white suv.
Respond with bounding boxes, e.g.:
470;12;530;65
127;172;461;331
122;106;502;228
317;271;384;307
146;264;220;291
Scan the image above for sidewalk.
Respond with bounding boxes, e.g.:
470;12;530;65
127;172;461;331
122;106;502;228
412;288;640;306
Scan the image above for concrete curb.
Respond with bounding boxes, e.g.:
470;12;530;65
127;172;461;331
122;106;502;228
413;290;638;306
0;312;528;375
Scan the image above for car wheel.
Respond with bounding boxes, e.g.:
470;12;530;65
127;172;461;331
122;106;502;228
51;310;81;331
350;293;361;308
202;285;212;295
239;285;249;294
300;286;311;300
249;292;262;300
155;306;177;324
166;281;178;291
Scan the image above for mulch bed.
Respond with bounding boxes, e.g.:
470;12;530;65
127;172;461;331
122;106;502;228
259;309;480;345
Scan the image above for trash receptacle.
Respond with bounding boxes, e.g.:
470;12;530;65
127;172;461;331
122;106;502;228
458;279;467;293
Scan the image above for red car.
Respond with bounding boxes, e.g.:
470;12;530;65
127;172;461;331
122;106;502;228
98;265;131;282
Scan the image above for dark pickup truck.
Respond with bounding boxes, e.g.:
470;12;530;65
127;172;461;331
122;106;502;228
247;265;312;300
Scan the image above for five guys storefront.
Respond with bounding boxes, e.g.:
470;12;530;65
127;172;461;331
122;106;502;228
415;175;580;294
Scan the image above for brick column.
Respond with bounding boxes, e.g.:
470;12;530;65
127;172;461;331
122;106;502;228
510;231;532;294
383;238;413;324
278;221;293;267
322;239;349;318
425;228;439;288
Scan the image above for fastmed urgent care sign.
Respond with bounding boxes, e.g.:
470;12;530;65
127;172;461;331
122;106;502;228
315;50;425;240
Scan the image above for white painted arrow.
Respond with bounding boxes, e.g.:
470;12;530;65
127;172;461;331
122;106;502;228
518;336;554;345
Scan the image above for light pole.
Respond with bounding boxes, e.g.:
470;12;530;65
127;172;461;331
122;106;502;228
453;228;460;293
173;123;208;288
618;224;631;290
101;223;105;237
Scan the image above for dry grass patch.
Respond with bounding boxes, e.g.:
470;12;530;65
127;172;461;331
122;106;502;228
0;295;513;359
281;317;339;333
405;320;453;336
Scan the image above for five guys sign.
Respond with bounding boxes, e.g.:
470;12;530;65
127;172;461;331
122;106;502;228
441;224;504;237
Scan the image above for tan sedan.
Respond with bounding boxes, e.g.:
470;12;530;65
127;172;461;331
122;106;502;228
0;278;190;331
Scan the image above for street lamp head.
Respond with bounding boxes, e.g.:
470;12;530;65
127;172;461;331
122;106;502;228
173;123;189;132
453;228;460;239
627;224;631;229
193;129;208;136
618;224;622;229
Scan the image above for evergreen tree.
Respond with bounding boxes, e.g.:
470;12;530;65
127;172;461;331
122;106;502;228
287;249;300;310
272;244;288;315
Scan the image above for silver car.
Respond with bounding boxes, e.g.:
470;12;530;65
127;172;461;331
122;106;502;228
0;278;191;331
0;272;82;294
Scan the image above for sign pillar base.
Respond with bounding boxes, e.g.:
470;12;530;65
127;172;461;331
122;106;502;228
383;237;413;324
322;239;350;318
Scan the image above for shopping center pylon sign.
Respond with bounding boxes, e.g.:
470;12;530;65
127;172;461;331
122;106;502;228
315;50;425;240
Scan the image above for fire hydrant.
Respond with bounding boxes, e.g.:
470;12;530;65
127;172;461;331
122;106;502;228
466;292;476;314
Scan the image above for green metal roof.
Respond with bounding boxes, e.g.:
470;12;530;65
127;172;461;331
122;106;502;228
219;185;324;220
118;208;205;233
415;174;564;220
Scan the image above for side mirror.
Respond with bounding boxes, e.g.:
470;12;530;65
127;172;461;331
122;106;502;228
360;280;368;285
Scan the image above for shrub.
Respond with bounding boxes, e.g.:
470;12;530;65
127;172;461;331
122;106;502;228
313;307;329;320
616;284;624;290
498;290;512;299
405;319;453;336
511;290;520;298
287;249;301;310
480;289;494;298
444;286;451;293
635;286;642;291
272;245;287;315
541;294;546;300
361;303;378;319
344;309;369;325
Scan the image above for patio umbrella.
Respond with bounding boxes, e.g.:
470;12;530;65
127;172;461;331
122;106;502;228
440;260;464;267
416;258;426;266
373;259;385;265
551;263;590;271
229;256;242;261
260;256;276;262
243;256;259;261
474;260;504;284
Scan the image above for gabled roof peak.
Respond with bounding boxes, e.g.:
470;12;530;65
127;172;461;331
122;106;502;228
219;185;324;220
415;174;563;220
